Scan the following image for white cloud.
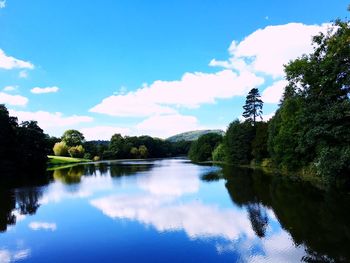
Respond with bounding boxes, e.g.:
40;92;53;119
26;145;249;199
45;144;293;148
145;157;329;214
90;70;264;117
19;70;28;78
80;126;130;141
3;85;17;92
8;109;93;133
90;94;176;117
261;80;288;103
0;49;34;70
261;112;275;121
0;0;5;8
210;23;330;78
29;222;57;231
136;114;203;138
0;92;28;106
0;249;31;263
31;86;59;94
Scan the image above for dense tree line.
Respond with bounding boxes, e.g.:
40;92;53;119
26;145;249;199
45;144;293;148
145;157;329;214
0;104;48;174
51;129;191;161
102;134;191;160
190;18;350;186
268;19;350;184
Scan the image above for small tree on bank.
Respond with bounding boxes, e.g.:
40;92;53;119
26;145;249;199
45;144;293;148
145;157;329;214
242;88;263;125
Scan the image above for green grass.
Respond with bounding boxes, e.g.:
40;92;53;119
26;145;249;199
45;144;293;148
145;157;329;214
48;155;91;165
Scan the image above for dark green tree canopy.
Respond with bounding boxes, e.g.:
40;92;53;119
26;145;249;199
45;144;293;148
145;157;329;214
269;18;350;182
224;120;255;165
188;133;223;162
61;129;85;147
0;104;47;173
242;88;263;124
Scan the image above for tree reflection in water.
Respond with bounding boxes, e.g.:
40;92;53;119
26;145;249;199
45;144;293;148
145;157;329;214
0;170;48;232
221;165;350;262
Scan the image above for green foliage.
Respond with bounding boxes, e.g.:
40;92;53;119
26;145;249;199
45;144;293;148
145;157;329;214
106;134;183;160
83;153;92;160
251;122;269;162
0;104;18;166
268;19;350;183
17;121;48;168
212;143;226;162
68;145;85;158
242;88;263;124
315;146;350;184
44;135;60;155
268;98;304;170
166;129;225;142
188;133;223;162
53;142;69;157
130;147;139;158
0;105;47;172
170;140;192;156
224;120;255;165
84;140;109;159
61;130;85;147
138;145;148;158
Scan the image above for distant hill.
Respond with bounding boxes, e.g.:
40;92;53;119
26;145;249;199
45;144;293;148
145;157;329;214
166;129;225;142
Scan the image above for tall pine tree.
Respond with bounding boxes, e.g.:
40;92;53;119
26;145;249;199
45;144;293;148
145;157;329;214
242;88;263;124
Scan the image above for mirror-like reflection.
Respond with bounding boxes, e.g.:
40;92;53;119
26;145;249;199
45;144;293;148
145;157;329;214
0;159;349;262
224;166;350;262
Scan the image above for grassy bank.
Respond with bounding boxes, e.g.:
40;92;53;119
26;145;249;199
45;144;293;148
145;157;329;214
48;155;91;165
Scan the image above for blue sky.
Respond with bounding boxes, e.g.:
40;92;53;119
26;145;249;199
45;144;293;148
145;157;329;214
0;0;349;139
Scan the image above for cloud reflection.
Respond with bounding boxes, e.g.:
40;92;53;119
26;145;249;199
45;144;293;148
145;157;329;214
136;164;201;196
0;249;30;263
91;194;254;240
29;221;57;231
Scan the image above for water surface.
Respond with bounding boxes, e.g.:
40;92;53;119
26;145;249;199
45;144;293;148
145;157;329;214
1;158;349;262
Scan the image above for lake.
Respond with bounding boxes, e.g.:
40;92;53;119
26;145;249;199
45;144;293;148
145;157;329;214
0;158;349;262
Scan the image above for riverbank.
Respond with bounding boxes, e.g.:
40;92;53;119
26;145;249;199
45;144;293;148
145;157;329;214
202;159;329;190
47;155;91;165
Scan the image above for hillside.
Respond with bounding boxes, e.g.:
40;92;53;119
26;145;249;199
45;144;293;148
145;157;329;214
166;129;225;142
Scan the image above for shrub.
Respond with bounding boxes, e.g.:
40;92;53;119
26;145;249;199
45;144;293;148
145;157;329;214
139;145;148;158
53;141;69;156
212;143;226;162
68;145;85;158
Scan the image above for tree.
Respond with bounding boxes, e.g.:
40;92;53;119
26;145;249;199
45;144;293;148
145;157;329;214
251;122;269;162
242;88;263;125
269;18;350;183
188;133;223;162
17;121;48;168
212;143;225;162
138;145;148;158
53;142;69;156
224;120;255;165
0;104;18;167
109;133;125;158
68;145;85;158
61;130;85;147
130;147;139;158
44;135;60;155
0;105;48;173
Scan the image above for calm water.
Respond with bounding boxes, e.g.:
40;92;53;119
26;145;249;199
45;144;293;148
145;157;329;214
0;158;349;262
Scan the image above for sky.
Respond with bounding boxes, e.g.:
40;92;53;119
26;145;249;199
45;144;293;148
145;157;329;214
0;0;349;140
